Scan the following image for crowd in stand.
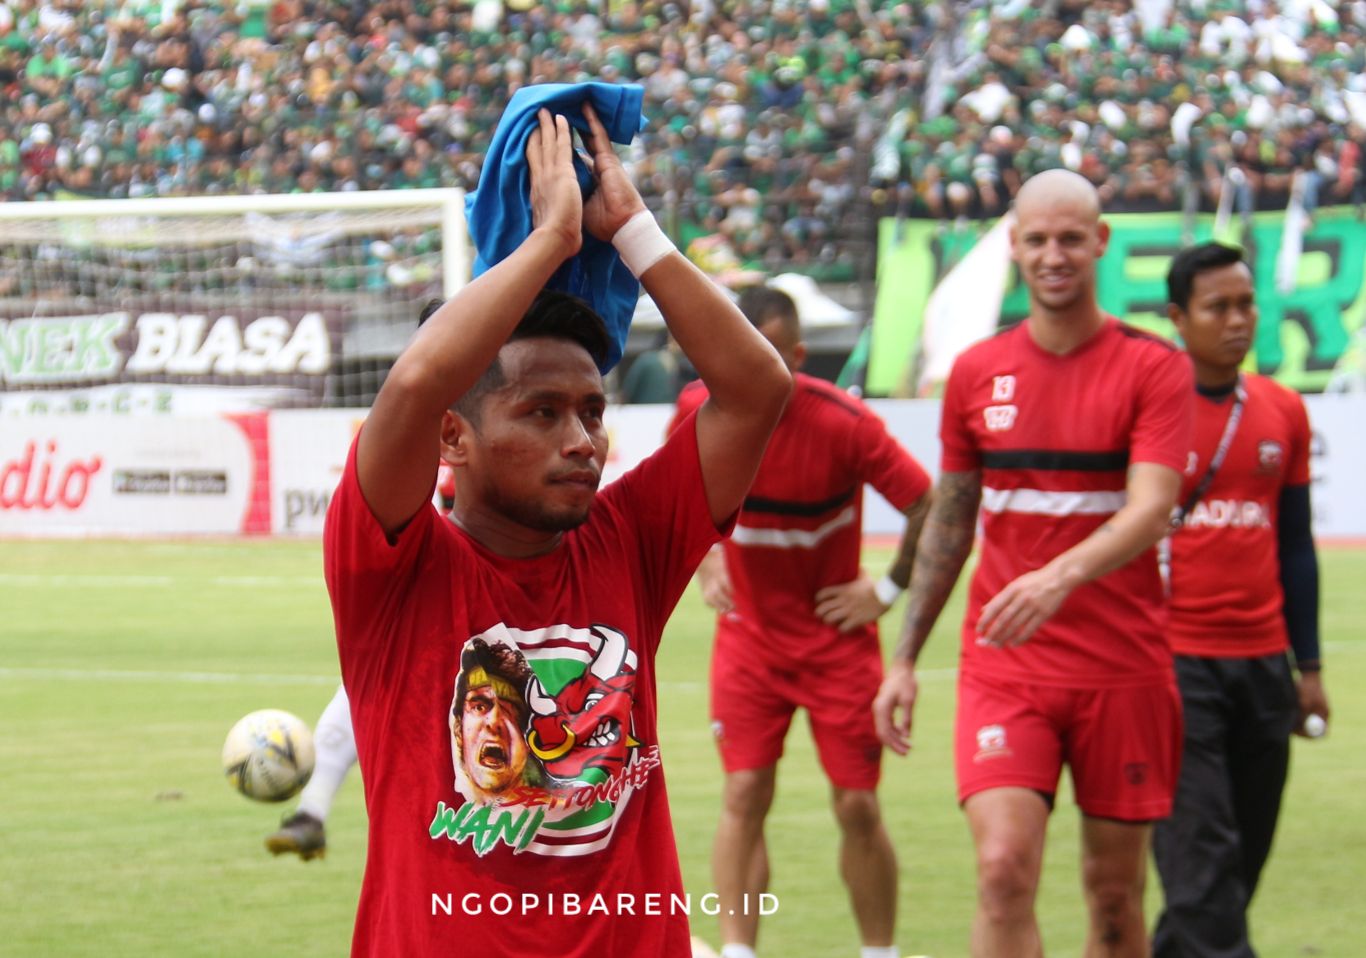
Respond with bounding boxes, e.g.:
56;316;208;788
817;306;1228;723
2;0;1365;276
0;0;937;279
879;0;1366;221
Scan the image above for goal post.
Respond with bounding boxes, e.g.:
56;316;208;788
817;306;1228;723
0;188;469;413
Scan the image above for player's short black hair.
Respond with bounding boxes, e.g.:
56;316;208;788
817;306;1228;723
1167;243;1245;311
736;284;799;340
454;290;610;422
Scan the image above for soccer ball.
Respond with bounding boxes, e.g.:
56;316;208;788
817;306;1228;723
222;709;316;802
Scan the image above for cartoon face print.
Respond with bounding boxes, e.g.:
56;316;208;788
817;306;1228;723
525;625;638;781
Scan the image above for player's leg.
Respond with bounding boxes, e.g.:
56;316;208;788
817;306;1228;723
1068;680;1183;957
710;627;794;956
1151;657;1252;957
1227;653;1297;901
955;674;1063;958
805;644;897;950
266;684;357;859
1078;816;1150;958
964;788;1049;958
829;786;897;951
298;684;358;822
713;765;777;956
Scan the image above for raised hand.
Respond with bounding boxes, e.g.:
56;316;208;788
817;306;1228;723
579;102;648;242
526;108;583;258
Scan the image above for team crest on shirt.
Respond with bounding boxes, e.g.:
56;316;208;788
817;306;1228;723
973;724;1012;763
1257;440;1284;474
429;624;660;858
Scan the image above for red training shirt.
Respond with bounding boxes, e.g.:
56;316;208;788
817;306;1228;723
1166;373;1312;657
325;414;723;958
671;373;931;664
940;317;1193;687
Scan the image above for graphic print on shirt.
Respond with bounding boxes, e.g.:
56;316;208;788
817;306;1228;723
431;623;660;858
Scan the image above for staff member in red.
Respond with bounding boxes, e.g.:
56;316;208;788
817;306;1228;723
1153;242;1330;958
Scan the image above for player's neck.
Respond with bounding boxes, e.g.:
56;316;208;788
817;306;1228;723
1193;361;1242;396
449;503;564;558
1025;304;1106;355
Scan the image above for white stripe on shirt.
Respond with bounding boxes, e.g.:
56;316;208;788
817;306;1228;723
980;487;1127;516
731;505;857;549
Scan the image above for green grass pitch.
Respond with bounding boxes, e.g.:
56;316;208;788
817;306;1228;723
2;540;1362;957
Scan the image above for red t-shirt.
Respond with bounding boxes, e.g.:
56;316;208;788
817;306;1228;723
1167;374;1311;657
671;373;931;664
325;414;723;958
940;318;1193;687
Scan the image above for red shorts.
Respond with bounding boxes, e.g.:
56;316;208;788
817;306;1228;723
955;671;1183;821
710;618;883;790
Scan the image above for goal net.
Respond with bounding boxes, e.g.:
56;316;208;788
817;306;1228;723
0;189;469;415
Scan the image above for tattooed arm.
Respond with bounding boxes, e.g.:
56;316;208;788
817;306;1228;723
873;470;982;754
886;492;934;591
975;461;1180;648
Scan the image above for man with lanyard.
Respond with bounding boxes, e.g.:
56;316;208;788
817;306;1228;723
1153;242;1330;957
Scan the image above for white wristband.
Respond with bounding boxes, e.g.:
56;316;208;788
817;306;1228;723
611;210;674;278
874;574;903;608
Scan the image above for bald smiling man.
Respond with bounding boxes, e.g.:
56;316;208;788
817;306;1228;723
874;170;1194;957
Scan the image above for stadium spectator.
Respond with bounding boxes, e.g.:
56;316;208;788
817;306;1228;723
671;284;931;958
873;170;1193;956
324;104;789;955
1152;242;1330;957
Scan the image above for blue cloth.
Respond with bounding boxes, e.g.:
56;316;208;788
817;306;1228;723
466;83;647;373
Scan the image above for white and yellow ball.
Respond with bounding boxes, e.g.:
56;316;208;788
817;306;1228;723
222;709;315;802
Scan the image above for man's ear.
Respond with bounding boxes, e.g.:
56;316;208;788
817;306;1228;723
791;341;808;371
440;410;471;465
1166;303;1185;337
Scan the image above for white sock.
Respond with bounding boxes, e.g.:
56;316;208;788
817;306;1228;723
296;685;358;822
720;945;757;958
860;948;899;958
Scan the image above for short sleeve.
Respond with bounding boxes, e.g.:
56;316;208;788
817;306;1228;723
1128;348;1194;472
939;355;982;472
323;431;439;657
597;410;728;641
851;409;932;511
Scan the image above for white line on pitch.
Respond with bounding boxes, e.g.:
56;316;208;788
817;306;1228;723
0;667;339;686
0;665;964;689
0;574;322;587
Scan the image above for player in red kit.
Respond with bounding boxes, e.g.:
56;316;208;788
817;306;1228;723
1152;242;1330;958
324;106;790;958
873;170;1193;957
671;286;932;958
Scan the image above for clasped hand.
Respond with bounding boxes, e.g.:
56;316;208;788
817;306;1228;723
526;104;647;254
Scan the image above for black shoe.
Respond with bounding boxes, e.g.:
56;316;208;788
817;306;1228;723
265;811;326;860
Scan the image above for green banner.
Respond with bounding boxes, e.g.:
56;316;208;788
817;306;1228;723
868;207;1366;396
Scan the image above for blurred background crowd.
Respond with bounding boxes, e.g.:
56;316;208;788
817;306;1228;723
2;0;1365;281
